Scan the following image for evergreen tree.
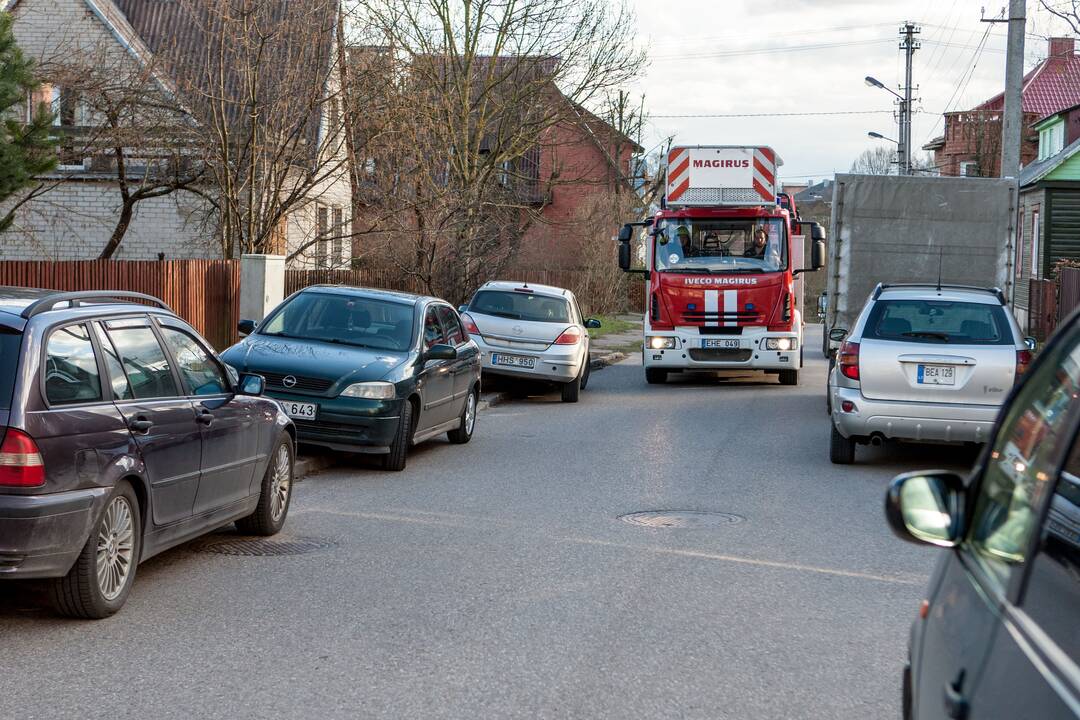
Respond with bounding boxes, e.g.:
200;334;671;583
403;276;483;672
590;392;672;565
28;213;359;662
0;11;56;231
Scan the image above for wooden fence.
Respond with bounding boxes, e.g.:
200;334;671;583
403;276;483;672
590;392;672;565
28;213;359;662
0;260;240;350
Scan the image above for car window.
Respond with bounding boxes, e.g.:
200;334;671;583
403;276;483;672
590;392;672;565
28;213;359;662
0;330;21;410
259;292;414;352
471;290;570;323
93;323;133;401
1020;445;1080;663
424;308;447;350
436;306;465;346
160;328;229;396
106;325;180;400
864;299;1014;345
967;328;1080;589
44;324;102;405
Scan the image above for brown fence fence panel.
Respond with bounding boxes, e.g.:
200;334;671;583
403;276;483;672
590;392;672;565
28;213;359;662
0;260;239;350
1029;278;1058;341
1058;267;1080;324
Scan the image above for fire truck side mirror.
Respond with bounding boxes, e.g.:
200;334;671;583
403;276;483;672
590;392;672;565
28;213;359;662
618;224;633;243
812;240;826;270
618;240;632;271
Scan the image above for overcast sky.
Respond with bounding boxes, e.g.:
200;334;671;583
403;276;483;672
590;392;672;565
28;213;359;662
629;0;1074;186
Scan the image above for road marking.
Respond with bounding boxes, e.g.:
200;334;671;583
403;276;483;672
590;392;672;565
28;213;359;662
299;508;927;586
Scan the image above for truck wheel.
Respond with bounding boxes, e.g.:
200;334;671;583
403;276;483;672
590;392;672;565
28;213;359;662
779;369;799;385
645;368;668;384
50;481;141;619
830;424;856;464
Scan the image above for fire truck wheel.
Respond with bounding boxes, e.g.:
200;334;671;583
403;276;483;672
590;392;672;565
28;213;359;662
779;369;799;385
830;423;856;464
645;368;668;384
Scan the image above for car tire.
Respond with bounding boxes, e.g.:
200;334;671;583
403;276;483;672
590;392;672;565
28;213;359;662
580;356;591;390
383;399;414;471
645;368;667;384
447;387;477;444
830;423;856;464
779;369;799;385
50;480;141;619
236;435;293;536
561;372;582;403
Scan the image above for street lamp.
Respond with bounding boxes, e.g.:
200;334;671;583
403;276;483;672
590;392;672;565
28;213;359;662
868;131;898;143
864;75;909;174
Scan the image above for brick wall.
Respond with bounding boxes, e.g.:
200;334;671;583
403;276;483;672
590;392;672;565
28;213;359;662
930;111;1040;177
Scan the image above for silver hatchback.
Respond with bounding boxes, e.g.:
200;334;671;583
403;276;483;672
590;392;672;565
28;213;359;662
828;284;1034;464
459;281;600;403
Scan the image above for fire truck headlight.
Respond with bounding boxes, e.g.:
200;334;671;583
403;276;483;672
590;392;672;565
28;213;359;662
647;336;677;350
763;337;797;351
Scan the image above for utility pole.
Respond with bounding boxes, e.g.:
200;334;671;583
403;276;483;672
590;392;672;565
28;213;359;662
899;22;920;175
999;0;1026;178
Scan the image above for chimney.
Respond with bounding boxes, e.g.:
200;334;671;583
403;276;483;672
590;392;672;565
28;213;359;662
1049;36;1075;60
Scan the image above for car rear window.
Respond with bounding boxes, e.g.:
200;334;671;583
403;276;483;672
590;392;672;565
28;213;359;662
470;291;569;323
864;299;1014;345
0;330;21;409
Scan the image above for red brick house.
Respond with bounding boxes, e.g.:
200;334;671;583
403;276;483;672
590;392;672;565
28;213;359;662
924;37;1080;177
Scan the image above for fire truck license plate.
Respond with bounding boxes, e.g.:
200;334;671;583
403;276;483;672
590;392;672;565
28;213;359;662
702;338;740;349
491;353;536;369
917;364;955;385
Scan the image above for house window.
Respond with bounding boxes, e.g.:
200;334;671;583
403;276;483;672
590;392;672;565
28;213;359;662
1032;209;1041;280
959;161;979;177
328;98;339;136
331;206;344;266
316;206;329;268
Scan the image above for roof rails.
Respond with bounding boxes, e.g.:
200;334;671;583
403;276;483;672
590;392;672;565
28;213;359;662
871;283;1007;306
20;291;173;319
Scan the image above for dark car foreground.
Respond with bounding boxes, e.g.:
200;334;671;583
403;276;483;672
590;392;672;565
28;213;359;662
0;289;295;618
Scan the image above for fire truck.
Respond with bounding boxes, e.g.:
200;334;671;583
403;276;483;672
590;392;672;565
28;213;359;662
618;145;826;385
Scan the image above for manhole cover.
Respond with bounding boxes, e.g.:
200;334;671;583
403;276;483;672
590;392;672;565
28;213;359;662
191;536;336;556
618;511;746;529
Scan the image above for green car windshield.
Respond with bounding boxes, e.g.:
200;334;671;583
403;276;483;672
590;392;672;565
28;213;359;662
259;292;415;352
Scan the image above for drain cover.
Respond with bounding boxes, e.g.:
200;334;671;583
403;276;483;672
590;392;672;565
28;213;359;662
618;510;745;529
191;536;336;556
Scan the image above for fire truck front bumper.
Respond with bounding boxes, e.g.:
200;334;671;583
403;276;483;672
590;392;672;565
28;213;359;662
643;328;801;371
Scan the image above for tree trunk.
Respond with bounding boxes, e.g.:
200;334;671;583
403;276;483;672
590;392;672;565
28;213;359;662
100;198;135;259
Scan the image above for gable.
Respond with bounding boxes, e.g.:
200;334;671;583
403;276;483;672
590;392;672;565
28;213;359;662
1046;152;1080;182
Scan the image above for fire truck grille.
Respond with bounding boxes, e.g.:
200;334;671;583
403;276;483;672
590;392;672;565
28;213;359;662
682;311;764;324
677;188;763;204
688;348;753;362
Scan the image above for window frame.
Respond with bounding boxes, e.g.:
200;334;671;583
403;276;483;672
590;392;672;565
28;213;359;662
91;320;134;402
155;321;233;398
422;305;449;350
39;320;107;409
434;304;466;347
102;315;186;403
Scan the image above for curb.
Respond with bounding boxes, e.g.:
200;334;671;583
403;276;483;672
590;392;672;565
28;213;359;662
590;351;626;369
294;453;337;482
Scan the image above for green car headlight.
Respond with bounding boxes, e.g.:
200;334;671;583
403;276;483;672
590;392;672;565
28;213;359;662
340;381;396;399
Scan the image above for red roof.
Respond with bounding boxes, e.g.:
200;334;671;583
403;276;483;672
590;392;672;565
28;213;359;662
976;38;1080;116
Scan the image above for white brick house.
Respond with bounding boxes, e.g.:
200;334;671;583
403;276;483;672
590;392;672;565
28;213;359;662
1;0;352;267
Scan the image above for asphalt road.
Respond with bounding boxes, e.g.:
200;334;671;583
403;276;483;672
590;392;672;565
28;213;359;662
0;326;977;720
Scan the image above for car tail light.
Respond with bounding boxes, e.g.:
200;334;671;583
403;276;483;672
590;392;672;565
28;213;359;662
0;429;45;487
554;326;583;345
1016;349;1033;377
838;340;860;381
460;312;479;336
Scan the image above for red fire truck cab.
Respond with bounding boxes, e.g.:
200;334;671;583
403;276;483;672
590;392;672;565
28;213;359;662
618;145;826;385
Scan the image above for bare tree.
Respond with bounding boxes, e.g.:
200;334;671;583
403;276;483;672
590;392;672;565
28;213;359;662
850;145;896;174
347;0;646;301
1038;1;1080;33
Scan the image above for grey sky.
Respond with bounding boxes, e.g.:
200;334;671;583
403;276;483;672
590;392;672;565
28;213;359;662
631;0;1073;184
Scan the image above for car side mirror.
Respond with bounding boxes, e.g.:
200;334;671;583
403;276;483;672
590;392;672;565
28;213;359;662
584;318;602;329
828;328;848;342
425;343;457;361
458;304;468;314
238;319;257;336
811;239;826;270
885;471;966;547
238;373;265;396
1024;336;1037;351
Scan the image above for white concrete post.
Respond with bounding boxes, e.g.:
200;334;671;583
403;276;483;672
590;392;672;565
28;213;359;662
239;254;285;323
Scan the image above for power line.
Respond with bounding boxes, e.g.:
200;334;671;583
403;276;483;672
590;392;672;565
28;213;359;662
650;38;892;62
645;22;897;49
650;110;911;119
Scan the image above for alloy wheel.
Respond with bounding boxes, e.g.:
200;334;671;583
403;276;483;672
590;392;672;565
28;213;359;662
270;444;292;523
96;495;135;601
464;392;477;435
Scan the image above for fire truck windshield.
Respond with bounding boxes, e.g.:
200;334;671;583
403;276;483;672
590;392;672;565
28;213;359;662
654;218;786;273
